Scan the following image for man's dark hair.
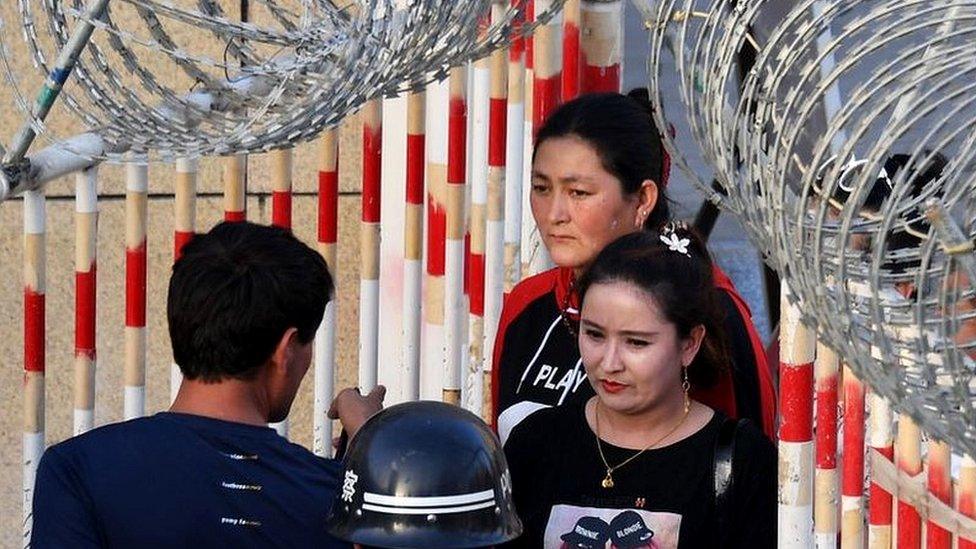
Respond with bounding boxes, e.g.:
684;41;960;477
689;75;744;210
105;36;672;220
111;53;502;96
167;221;333;381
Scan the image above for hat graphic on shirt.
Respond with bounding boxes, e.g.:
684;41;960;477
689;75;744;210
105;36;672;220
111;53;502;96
559;516;611;548
609;510;655;548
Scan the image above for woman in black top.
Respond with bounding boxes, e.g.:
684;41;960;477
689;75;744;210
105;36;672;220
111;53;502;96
490;92;777;443
503;227;776;548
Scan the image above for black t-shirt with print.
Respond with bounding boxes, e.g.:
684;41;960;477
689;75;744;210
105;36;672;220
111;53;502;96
502;402;776;548
492;267;777;445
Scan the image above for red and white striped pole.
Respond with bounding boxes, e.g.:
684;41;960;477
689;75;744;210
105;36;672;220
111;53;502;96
527;0;561;275
272;149;293;231
125;160;148;420
896;414;922;548
403;92;425;402
424;78;448;401
224;154;246;222
23;188;46;541
562;0;581;100
74;167;98;435
778;285;815;547
467;51;491;415
484;0;509;418
868;393;893;549
360;100;382;393
960;456;976;549
314;129;339;457
926;439;952;549
172;158;197;402
504;0;526;295
444;66;468;406
580;0;623;93
841;365;866;548
520;0;535;279
270;147;293;437
815;342;839;548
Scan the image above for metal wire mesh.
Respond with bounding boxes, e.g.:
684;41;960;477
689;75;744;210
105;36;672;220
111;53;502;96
639;0;976;455
0;0;552;165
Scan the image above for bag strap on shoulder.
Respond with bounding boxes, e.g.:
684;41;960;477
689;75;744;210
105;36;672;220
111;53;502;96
714;416;741;548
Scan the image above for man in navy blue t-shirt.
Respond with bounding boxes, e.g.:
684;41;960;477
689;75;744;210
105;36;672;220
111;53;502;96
31;222;378;548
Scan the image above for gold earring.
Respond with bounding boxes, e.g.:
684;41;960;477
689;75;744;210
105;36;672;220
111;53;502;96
681;365;691;414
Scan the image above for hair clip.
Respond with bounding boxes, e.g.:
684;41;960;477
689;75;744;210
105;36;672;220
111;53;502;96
659;222;691;256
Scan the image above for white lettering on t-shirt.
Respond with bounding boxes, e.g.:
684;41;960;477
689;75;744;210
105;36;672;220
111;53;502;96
533;364;553;387
573;369;588;392
220;517;262;527
554;369;575;393
221;481;262;491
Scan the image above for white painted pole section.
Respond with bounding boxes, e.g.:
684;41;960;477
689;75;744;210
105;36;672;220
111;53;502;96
314;129;339;457
485;1;509;389
23;189;46;544
172;157;198;404
778;285;815;548
444;66;468;405
504;27;526;293
360;100;383;393
423;77;449;401
868;392;894;548
74;167;98;435
124;160;148;420
403;91;426;403
380;94;408;404
465;53;491;414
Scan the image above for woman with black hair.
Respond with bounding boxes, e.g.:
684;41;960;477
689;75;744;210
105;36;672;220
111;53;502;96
502;227;776;548
490;91;776;443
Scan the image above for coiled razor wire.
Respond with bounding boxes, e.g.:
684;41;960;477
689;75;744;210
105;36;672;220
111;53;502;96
638;0;976;455
0;0;558;197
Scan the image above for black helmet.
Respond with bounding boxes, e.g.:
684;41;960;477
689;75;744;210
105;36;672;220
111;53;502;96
325;401;522;548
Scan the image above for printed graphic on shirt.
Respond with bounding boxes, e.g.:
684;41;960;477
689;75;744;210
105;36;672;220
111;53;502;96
544;505;680;549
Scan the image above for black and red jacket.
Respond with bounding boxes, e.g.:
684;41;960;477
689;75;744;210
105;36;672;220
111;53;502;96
491;266;777;443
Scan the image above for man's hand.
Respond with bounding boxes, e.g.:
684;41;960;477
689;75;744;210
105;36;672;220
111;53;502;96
328;385;386;441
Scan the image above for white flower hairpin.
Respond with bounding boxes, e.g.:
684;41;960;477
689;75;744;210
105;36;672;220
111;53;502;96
659;225;691;257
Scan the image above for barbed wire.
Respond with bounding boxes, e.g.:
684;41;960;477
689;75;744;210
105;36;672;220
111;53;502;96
640;0;976;456
0;0;560;196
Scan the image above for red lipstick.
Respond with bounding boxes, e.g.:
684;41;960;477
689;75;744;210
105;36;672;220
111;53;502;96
600;380;626;394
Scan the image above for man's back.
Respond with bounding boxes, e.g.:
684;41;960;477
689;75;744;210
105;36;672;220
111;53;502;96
31;412;348;548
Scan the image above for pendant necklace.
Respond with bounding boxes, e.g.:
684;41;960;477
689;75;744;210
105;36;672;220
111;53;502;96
594;400;689;489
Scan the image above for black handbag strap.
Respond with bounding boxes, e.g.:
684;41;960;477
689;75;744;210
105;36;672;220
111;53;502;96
714;416;741;548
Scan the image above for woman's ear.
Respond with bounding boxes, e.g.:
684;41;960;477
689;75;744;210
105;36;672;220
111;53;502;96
633;179;659;228
680;325;706;367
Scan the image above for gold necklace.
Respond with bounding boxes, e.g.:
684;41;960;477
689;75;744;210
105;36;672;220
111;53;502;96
594;400;690;489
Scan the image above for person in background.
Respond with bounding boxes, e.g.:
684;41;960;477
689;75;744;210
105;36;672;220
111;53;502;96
491;91;776;443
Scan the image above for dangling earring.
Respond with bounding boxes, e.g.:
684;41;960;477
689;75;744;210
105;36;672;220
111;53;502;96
681;365;691;414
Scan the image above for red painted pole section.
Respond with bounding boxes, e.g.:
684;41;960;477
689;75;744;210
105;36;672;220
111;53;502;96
580;0;623;93
926;440;951;549
532;0;562;136
868;393;893;548
223;154;246;222
125;161;148;420
272;149;293;230
841;365;865;547
562;0;580;100
896;415;921;549
814;343;838;545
